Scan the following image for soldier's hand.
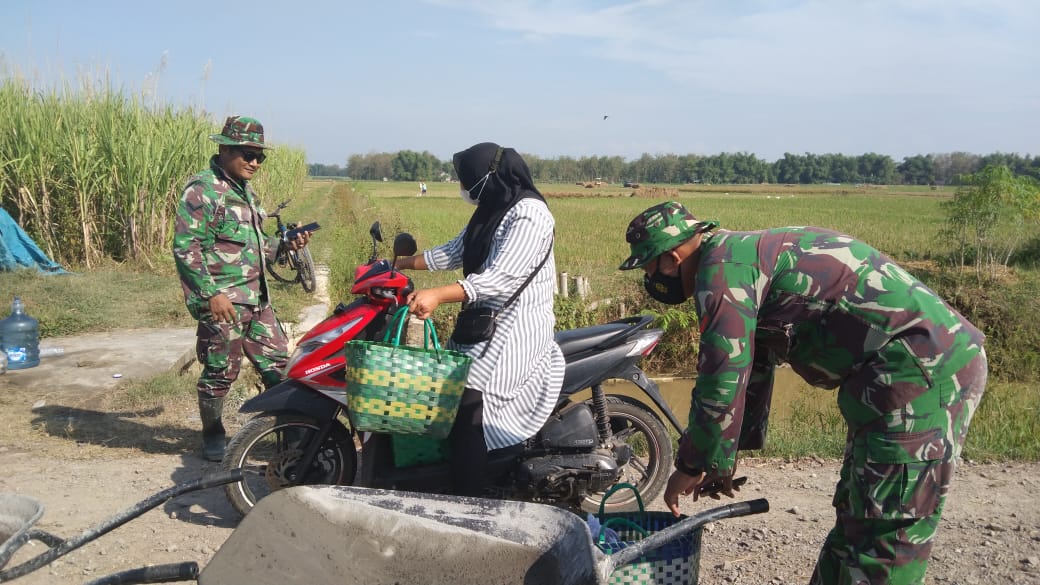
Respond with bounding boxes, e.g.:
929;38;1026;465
697;475;747;500
208;294;236;323
288;229;311;251
663;469;706;517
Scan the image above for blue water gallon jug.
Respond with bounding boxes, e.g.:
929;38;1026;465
1;297;40;370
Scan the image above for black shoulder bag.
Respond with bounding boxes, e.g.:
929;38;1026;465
451;237;554;353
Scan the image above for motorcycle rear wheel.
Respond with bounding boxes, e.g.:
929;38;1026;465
582;398;674;514
222;414;357;517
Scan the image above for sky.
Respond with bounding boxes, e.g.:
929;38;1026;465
1;0;1037;165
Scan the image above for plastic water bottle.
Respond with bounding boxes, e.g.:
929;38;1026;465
0;297;40;370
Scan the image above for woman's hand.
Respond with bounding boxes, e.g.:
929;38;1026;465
407;289;442;320
406;283;466;320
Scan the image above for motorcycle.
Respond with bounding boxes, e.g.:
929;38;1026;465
222;222;685;516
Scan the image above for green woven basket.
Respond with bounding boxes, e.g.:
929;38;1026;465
344;308;472;439
597;483;702;585
391;434;450;467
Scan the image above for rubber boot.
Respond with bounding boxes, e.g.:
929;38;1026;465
198;395;226;462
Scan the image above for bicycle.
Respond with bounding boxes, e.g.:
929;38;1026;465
265;199;318;293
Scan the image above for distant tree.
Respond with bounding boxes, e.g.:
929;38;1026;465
941;164;1040;280
347;152;394;180
391;150;441;181
897;155;936;185
307;163;348;177
933;152;980;185
857;153;897;184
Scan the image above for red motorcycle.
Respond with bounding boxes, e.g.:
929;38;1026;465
222;223;683;516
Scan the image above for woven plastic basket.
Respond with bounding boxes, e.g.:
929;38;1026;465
344;307;472;439
595;483;702;585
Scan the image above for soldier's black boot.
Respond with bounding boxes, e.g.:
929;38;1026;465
198;395;226;462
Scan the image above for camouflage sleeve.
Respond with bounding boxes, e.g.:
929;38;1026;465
681;261;765;476
172;182;218;299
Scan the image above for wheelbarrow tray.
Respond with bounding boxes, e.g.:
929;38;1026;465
201;485;603;585
201;485;768;585
0;493;44;570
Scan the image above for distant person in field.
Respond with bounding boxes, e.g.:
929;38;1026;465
618;201;987;585
173;115;312;462
420;181;428;196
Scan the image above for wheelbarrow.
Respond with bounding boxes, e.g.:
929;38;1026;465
199;484;769;585
0;470;243;584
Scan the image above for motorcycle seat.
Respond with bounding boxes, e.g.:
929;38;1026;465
555;322;631;357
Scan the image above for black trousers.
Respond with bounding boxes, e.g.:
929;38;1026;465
448;387;488;496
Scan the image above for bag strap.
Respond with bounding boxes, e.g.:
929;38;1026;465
497;233;554;313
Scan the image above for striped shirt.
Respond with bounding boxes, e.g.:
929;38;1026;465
424;198;565;450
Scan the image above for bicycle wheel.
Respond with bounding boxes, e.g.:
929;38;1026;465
296;247;317;293
266;244;299;284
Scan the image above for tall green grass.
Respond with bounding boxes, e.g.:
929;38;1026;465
0;75;306;267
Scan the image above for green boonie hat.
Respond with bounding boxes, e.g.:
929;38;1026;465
209;115;273;149
618;201;717;270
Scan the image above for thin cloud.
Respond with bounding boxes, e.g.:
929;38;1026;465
428;1;1038;98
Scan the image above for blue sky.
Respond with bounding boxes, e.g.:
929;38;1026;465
2;0;1037;165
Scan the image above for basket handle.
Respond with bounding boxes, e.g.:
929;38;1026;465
423;319;443;352
383;306;447;360
597;517;649;546
382;307;409;344
598;482;645;520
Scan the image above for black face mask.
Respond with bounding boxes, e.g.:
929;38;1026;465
643;265;686;305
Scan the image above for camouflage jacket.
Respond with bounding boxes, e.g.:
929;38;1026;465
172;156;277;319
679;227;985;476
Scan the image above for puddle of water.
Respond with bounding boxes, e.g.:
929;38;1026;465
597;367;830;427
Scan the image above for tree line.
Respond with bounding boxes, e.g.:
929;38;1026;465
309;150;1040;186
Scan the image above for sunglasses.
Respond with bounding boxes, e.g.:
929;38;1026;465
237;149;267;164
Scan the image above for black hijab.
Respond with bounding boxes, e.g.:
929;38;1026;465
454;142;546;275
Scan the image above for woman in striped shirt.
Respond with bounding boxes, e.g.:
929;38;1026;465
397;142;565;496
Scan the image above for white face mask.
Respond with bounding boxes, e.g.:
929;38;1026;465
459;172;491;206
459;187;478;206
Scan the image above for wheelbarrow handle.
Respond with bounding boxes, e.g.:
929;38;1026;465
608;498;770;569
82;561;199;585
0;470;243;582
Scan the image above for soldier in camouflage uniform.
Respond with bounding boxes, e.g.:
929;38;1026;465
619;201;987;585
173;116;311;461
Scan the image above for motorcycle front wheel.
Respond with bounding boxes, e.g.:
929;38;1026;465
582;398;674;514
295;247;317;293
222;414;357;517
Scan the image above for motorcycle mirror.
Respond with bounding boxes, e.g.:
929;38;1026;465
368;221;382;264
393;233;417;258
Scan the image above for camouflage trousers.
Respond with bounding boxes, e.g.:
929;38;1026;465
811;349;988;585
195;303;289;398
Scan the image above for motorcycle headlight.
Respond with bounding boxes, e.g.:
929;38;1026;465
288;316;364;367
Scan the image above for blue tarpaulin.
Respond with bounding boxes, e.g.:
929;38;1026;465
0;208;69;274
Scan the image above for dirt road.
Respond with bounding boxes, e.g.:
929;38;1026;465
1;447;1037;584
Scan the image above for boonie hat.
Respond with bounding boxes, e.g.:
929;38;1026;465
209;116;273;149
618;201;717;270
